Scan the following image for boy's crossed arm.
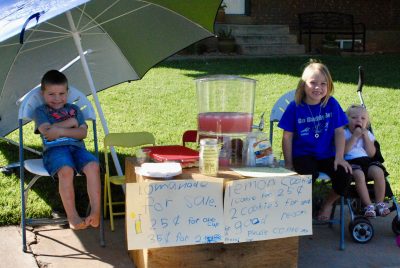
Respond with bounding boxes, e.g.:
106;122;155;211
53;117;79;129
38;118;87;141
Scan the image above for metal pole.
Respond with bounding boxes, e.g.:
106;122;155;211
66;11;123;177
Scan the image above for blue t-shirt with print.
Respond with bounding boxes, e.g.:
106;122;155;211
34;103;86;151
278;97;348;160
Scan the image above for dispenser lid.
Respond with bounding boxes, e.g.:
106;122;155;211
195;75;256;84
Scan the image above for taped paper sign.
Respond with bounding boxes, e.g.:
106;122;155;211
126;178;224;250
224;175;312;243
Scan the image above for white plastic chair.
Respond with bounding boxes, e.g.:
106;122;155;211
269;90;346;250
269;90;296;145
18;86;105;252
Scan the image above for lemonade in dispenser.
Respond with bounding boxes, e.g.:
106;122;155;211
195;75;256;166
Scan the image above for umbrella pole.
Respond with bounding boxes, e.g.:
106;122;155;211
66;12;124;178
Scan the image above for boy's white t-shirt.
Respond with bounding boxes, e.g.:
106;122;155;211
344;128;375;160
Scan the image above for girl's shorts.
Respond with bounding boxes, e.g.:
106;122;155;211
43;145;98;177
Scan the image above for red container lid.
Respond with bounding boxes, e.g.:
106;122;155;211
143;145;199;164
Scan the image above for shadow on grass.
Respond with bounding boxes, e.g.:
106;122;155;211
161;55;400;90
0;139;21;169
0;137;129;223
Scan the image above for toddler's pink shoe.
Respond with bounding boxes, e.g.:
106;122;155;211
376;202;390;217
364;205;376;218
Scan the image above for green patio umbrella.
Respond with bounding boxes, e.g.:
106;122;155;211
0;0;221;174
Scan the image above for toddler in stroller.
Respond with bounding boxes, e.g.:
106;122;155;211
342;67;400;243
344;104;390;218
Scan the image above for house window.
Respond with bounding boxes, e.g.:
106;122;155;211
223;0;246;15
335;39;363;50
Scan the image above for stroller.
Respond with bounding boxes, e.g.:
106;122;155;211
344;66;400;243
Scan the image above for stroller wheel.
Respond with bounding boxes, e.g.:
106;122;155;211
392;216;400;235
349;217;374;243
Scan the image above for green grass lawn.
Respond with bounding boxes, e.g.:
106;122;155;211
1;54;399;225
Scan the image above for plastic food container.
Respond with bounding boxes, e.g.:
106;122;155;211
142;145;199;168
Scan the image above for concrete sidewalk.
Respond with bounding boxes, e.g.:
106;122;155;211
1;213;399;268
1;219;133;268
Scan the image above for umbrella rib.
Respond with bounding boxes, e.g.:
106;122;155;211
0;33;69;48
139;0;208;31
79;0;121;32
19;36;71;54
80;32;107;36
76;3;88;29
43;21;73;34
79;3;151;34
25;28;70;35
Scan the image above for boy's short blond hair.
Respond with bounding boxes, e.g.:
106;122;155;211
295;60;334;107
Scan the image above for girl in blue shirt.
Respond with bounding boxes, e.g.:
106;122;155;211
278;60;352;221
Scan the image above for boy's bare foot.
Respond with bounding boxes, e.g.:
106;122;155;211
69;220;88;230
69;216;88;230
85;214;100;228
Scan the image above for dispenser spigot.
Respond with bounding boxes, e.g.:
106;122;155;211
258;112;265;131
252;112;265;131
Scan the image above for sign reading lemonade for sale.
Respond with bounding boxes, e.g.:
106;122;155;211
126;178;224;250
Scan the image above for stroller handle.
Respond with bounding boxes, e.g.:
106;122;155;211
357;66;364;92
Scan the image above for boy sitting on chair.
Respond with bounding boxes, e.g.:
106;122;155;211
34;70;100;230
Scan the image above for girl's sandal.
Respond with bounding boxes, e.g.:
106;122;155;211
376;202;390;217
364;205;376;218
315;205;333;223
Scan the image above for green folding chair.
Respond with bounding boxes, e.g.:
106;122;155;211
103;132;155;231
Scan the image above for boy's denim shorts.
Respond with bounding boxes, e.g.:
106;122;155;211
43;145;98;177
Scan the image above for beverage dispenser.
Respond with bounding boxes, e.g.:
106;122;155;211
195;75;256;166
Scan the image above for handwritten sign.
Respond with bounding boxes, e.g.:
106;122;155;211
224;176;312;243
126;178;224;250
